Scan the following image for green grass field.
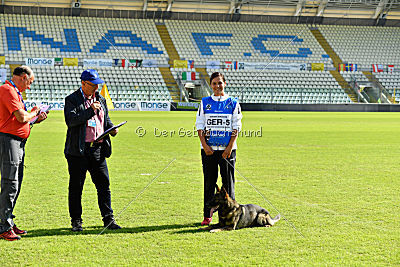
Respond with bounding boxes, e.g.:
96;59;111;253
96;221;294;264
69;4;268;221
1;111;399;265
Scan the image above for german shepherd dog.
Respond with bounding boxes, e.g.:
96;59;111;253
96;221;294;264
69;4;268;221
200;185;281;232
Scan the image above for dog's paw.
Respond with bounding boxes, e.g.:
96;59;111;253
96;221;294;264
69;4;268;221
210;229;222;233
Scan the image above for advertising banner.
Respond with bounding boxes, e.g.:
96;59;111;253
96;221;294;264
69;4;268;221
83;59;113;68
98;59;113;67
0;69;7;83
25;100;171;111
25;58;54;66
63;58;79;66
177;102;199;110
238;62;306;71
311;63;324;71
24;100;64;110
138;101;170;111
111;101;170;111
142;59;158;68
174;60;187;68
83;59;99;68
206;60;220;69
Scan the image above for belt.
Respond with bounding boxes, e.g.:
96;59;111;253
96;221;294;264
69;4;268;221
0;132;27;142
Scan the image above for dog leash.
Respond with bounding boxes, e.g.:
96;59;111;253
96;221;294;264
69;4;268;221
96;158;176;237
224;158;305;238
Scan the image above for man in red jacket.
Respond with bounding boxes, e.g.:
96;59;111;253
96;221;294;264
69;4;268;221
0;66;47;241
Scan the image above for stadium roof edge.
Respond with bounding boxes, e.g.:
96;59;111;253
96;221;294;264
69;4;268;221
1;4;400;27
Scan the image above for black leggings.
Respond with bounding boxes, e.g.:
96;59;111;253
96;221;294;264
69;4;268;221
201;149;236;217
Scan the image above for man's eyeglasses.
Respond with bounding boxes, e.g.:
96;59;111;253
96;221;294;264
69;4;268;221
83;81;98;88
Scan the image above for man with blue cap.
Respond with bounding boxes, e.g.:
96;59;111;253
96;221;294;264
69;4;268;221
64;69;121;231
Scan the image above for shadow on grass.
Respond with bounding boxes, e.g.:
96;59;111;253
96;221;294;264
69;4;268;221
173;227;209;234
24;222;203;238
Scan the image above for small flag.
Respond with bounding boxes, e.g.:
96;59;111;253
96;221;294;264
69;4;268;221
182;72;195;81
122;59;142;68
100;84;114;110
233;61;238;70
345;64;357;72
133;59;142;68
388;65;394;73
225;61;232;70
188;60;195;69
338;64;345;71
54;58;63;66
113;59;119;66
372;64;383;72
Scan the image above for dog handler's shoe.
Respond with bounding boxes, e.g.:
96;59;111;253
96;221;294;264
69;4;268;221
201;217;212;226
0;229;21;241
12;224;27;235
103;216;121;230
71;219;83;232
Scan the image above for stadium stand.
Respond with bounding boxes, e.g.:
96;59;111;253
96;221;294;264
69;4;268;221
26;65;172;102
165;19;357;103
318;25;400;69
165;20;333;67
1;14;167;62
164;19;358;103
375;72;400;102
0;12;397;104
341;71;370;84
217;69;351;104
1;14;171;101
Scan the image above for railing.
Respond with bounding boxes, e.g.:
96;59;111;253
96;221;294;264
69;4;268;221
369;75;392;104
175;76;189;102
195;72;211;100
349;75;369;103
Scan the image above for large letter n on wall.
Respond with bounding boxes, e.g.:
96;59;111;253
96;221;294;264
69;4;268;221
6;27;81;52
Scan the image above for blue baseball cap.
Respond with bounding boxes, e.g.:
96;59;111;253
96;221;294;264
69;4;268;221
80;69;104;84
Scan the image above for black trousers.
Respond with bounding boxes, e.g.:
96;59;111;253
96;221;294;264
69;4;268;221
66;143;113;221
201;149;236;217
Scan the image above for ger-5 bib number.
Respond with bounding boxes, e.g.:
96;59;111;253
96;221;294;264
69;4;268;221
205;114;232;147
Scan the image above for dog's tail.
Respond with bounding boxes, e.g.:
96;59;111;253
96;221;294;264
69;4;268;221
268;214;281;226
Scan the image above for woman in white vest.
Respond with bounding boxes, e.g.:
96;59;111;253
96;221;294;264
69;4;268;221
195;72;243;226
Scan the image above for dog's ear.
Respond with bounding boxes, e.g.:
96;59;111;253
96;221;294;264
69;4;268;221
215;184;220;192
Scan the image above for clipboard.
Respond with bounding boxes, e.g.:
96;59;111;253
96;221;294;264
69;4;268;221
94;121;127;142
30;104;52;124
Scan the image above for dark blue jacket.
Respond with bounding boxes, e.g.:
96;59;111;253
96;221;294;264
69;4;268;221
64;89;113;157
